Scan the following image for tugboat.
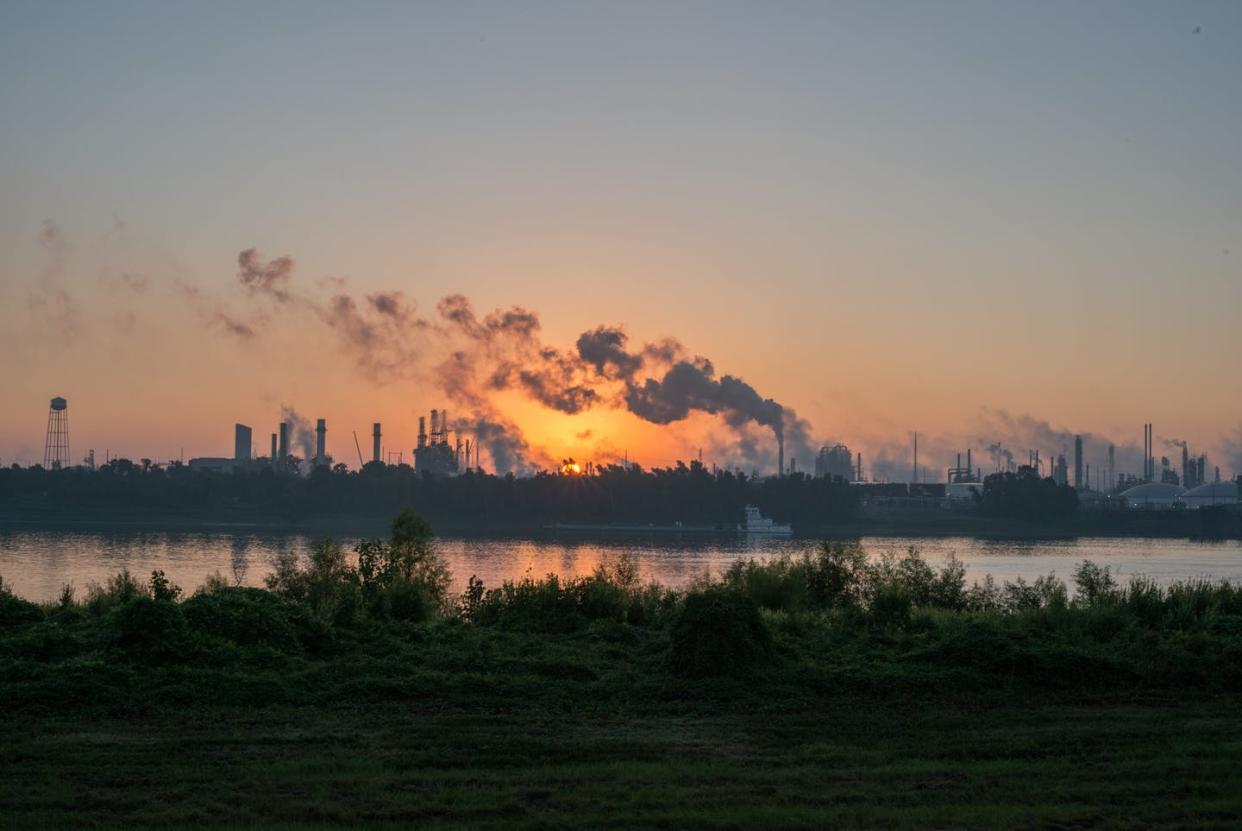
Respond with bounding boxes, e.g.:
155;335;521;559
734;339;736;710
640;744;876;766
740;504;792;536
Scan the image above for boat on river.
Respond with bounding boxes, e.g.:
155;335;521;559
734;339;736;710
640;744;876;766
739;505;792;536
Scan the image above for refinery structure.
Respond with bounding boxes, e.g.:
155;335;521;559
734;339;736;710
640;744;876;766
19;396;1242;511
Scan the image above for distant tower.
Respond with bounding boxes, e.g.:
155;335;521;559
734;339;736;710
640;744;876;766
1073;435;1083;489
234;424;252;461
278;421;290;461
372;423;382;464
43;396;69;470
315;419;327;466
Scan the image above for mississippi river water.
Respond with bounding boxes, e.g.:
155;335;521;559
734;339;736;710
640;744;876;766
2;530;1242;601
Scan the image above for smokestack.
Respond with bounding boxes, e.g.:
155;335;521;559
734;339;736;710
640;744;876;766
278;422;289;461
966;448;972;478
856;452;862;482
270;432;277;466
1073;435;1083;489
1182;444;1189;487
315;418;326;465
778;435;784;479
418;416;427;449
430;409;439;442
442;409;449;445
372;423;381;464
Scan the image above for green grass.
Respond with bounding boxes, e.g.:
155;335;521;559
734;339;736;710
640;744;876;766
3;697;1241;828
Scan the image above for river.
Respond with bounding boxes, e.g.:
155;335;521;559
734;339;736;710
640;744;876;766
2;529;1242;602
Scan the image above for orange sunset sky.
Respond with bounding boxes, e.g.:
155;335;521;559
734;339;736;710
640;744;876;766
2;3;1240;480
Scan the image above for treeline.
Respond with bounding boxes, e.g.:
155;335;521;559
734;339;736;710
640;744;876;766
3;511;1242;713
0;459;859;526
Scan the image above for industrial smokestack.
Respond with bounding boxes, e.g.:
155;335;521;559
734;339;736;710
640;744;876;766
418;416;427;449
372;423;381;464
234;423;252;461
315;418;326;465
278;422;289;461
270;432;277;465
430;409;439;442
1073;435;1083;490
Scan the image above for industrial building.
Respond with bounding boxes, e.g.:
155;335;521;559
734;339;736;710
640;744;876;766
415;408;461;475
1120;482;1185;509
814;444;854;481
1182;480;1240;509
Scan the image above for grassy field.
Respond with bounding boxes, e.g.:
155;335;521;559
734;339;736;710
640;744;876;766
3;696;1242;828
4;518;1242;827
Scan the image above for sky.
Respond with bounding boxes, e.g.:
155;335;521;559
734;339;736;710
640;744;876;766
1;1;1240;480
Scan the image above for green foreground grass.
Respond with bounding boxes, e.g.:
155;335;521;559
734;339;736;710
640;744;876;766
3;697;1242;829
4;513;1242;827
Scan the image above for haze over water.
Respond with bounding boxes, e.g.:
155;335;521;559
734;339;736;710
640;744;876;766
3;531;1241;603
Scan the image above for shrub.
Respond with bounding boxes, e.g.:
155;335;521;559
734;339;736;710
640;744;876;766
1073;561;1119;605
669;589;773;678
182;586;301;652
375;579;435;623
85;570;146;616
265;511;453;622
108;597;189;664
149;570;182;603
356;509;451;610
870;585;912;628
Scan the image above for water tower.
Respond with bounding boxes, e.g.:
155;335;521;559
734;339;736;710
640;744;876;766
43;396;69;469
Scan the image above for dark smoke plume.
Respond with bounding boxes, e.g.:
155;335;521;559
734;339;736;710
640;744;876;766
195;247;823;473
238;249;294;301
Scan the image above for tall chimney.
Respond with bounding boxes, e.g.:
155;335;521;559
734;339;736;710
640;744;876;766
1073;435;1083;489
315;419;326;465
418;416;427;449
430;409;439;442
278;422;289;461
966;448;972;478
270;432;277;465
372;423;381;464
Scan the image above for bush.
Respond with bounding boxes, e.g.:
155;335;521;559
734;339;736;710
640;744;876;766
669;589;773;678
1074;561;1118;605
870;585;912;628
108;597;189;664
264;510;453;622
182;586;301;652
375;579;435;623
85;570;146;616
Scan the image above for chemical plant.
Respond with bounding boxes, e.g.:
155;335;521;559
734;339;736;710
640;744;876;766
19;397;1241;511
